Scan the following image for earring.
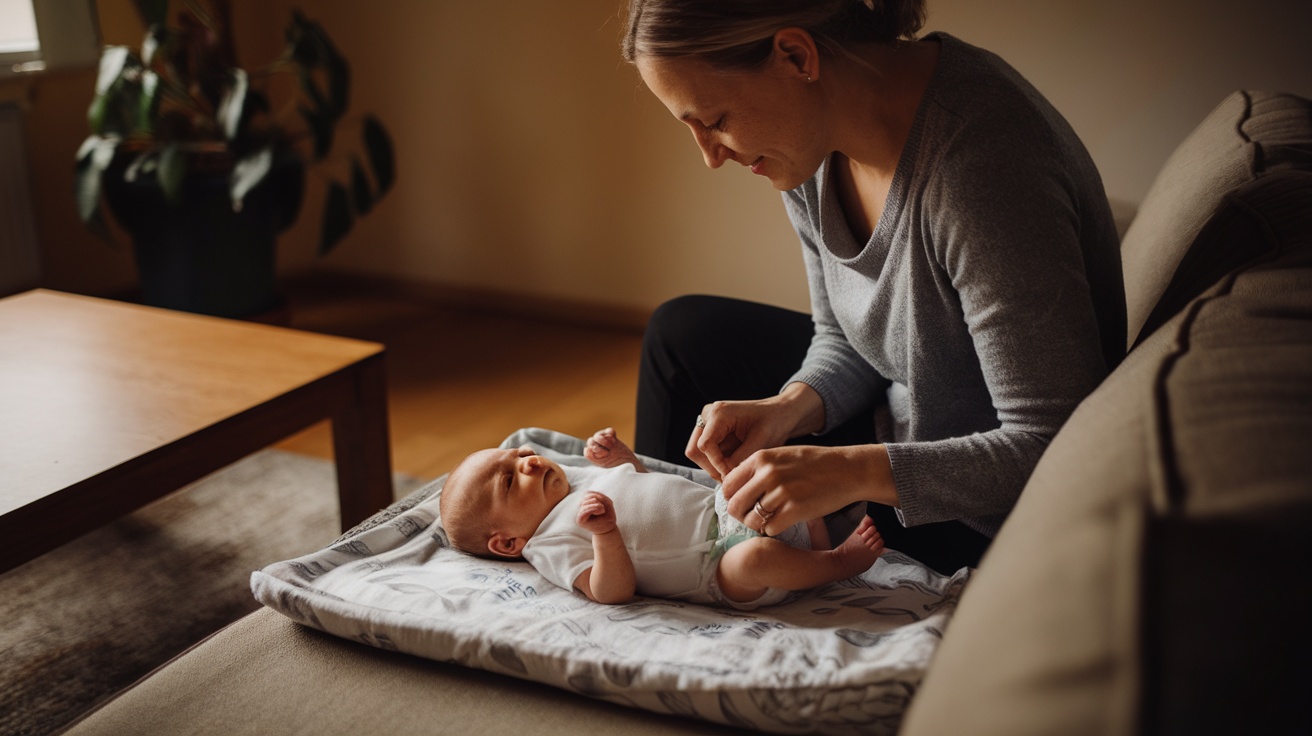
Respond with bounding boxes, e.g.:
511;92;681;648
806;75;813;83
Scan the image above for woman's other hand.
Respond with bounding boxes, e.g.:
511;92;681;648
721;444;898;534
686;382;825;480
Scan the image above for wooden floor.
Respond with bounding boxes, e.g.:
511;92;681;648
271;274;646;485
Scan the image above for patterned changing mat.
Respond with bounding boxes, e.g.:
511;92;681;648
252;428;972;736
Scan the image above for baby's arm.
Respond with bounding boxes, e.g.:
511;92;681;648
572;491;636;604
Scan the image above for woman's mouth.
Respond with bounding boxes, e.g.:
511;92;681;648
749;156;766;175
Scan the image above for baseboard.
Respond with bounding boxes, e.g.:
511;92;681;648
289;268;653;334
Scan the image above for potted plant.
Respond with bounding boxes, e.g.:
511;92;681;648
74;0;394;319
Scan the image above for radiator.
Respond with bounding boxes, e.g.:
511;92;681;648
0;102;40;296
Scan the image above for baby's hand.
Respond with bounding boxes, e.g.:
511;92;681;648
576;491;617;535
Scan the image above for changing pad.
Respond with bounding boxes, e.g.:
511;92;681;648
252;428;972;735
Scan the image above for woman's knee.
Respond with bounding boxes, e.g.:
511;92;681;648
644;295;729;350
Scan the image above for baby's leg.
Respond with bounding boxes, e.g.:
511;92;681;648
584;428;648;472
717;518;884;602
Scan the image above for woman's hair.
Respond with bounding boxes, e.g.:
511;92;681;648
621;0;927;68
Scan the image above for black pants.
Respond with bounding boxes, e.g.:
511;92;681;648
635;295;991;574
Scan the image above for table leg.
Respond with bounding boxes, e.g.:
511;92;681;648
331;352;394;531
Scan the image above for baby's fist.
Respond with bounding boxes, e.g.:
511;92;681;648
576;491;617;535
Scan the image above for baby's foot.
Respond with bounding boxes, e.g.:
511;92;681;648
584;428;647;472
829;517;885;579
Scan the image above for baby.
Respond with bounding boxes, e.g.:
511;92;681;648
439;429;885;609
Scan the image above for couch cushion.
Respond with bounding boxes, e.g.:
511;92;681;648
55;608;748;736
1121;90;1312;349
899;171;1312;736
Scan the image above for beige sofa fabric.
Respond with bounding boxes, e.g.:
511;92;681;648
57;608;749;736
1138;173;1312;736
1121;91;1312;349
900;170;1312;736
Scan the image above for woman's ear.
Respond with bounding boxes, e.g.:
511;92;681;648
771;27;821;82
488;532;526;558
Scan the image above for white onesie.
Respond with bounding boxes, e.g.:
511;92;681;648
521;464;802;609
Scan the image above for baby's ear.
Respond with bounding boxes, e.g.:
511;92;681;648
487;532;526;558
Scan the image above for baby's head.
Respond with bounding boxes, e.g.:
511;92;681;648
440;445;569;559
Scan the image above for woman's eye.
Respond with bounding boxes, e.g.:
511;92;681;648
709;116;726;132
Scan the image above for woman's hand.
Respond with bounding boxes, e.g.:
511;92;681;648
686;382;826;481
721;444;898;535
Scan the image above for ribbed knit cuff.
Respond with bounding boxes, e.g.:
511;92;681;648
885;441;946;527
782;367;865;436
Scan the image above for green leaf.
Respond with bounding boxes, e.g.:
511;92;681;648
95;47;131;96
362;116;394;195
349;156;372;215
320;181;353;255
296;67;328;114
299;105;334;160
137;70;160;135
123;148;153;182
74;136;117;224
157;142;186;207
217;68;248;140
88;48;145;136
131;0;168;27
325;45;350;117
88;47;131;134
230;146;272;212
141;23;168;67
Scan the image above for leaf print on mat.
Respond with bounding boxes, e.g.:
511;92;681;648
384;583;438;595
489;642;527;674
603;661;642;687
568;671;607;696
657;690;699;718
718;692;757;730
836;629;893;648
840;595;890;607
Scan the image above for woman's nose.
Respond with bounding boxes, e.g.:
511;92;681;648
694;130;730;169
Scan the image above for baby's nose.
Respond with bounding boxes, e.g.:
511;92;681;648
521;455;543;472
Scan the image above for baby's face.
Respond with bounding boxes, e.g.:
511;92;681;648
461;445;569;535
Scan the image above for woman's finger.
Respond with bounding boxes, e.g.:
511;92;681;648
695;408;731;478
722;456;768;521
684;423;723;481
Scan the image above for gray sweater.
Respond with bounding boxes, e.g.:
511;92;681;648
784;33;1125;538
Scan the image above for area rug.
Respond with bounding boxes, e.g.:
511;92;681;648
0;450;427;736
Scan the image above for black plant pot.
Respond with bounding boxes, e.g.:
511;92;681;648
103;154;304;319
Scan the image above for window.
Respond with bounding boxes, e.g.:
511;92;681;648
0;0;42;72
1;0;100;76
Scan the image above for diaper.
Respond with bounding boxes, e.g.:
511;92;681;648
680;486;810;610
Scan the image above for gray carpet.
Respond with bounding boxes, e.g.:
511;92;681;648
0;450;428;736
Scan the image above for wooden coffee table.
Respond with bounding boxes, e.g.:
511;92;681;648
0;290;394;575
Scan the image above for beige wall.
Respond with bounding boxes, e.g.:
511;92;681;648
22;0;1312;313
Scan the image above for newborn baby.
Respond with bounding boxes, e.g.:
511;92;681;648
439;429;885;608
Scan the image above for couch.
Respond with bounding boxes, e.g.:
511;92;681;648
56;90;1312;736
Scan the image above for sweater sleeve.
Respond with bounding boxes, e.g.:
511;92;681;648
887;124;1111;528
781;187;891;432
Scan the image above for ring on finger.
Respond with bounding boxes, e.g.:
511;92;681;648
694;414;706;429
753;500;775;524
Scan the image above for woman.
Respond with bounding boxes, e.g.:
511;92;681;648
624;0;1126;573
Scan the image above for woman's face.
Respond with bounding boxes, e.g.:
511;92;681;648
637;53;826;191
